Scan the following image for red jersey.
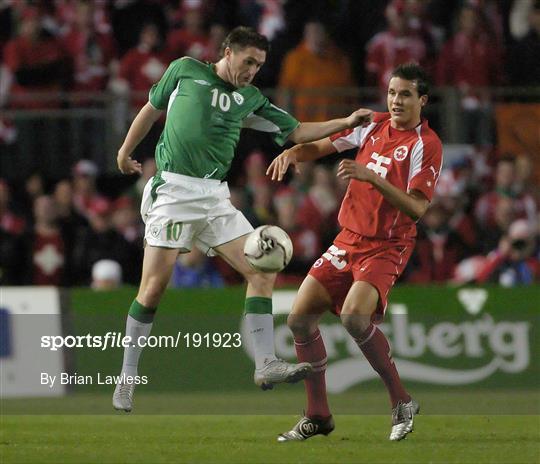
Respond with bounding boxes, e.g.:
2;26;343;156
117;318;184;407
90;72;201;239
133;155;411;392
118;46;169;108
32;232;65;285
330;112;443;240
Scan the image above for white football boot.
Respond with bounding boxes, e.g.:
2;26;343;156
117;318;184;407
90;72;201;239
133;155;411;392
389;399;420;441
112;381;135;412
278;415;335;442
254;359;313;390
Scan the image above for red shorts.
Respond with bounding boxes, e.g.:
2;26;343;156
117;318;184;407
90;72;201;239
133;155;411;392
308;228;414;321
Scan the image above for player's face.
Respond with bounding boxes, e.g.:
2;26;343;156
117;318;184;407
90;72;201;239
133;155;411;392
387;77;427;130
226;46;266;87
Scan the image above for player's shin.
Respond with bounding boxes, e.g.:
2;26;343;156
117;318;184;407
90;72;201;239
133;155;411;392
294;329;331;419
121;300;157;377
244;297;277;368
353;322;410;408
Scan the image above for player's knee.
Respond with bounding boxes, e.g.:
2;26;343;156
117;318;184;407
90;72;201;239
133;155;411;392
137;278;167;308
245;271;276;293
287;313;312;339
340;312;372;339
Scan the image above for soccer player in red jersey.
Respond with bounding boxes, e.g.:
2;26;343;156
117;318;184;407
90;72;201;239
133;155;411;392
267;63;443;441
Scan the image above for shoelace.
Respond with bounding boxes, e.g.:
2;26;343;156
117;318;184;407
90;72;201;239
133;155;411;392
392;401;411;424
118;383;133;399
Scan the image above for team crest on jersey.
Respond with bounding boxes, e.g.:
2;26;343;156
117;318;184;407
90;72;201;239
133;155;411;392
393;146;409;161
150;224;162;238
232;92;244;105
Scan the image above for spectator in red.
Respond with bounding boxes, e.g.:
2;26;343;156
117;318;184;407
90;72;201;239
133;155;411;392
407;202;468;283
435;4;502;145
61;0;116;94
72;197;141;285
296;165;339;241
112;22;169;111
205;23;228;62
111;195;143;244
274;187;321;286
365;0;427;98
2;6;71;109
0;180;25;236
71;159;108;220
435;168;478;252
166;5;210;60
22;195;67;286
475;156;537;232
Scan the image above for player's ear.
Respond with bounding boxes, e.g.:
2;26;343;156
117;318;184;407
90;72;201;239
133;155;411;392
223;46;233;60
420;95;428;107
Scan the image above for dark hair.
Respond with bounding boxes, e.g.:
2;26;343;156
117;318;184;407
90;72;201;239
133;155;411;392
220;26;269;56
497;154;516;165
391;62;430;97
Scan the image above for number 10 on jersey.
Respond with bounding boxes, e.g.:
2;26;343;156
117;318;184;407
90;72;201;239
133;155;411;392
210;89;231;112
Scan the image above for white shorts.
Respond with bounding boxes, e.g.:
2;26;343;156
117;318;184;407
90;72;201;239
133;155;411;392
141;171;253;255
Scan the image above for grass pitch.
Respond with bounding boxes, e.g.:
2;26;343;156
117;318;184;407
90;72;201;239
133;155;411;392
2;391;539;464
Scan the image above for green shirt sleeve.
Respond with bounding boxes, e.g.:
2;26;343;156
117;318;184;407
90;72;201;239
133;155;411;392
149;58;186;110
242;97;300;146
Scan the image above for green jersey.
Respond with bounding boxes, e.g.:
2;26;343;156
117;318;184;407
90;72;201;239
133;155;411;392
148;57;300;180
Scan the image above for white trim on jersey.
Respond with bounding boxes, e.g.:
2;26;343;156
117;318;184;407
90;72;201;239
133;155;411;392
407;125;424;190
331;121;378;152
242;112;281;133
166;80;182;116
269;103;289;114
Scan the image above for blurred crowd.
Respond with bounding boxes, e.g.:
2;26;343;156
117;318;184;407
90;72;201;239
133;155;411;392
1;149;538;289
0;0;539;288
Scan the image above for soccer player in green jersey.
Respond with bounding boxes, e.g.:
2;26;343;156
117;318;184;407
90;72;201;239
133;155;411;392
113;26;372;411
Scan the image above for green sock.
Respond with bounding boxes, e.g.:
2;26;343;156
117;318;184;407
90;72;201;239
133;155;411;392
244;296;272;315
128;300;157;323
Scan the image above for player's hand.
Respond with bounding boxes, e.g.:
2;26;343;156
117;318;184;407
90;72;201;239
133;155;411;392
266;149;301;182
346;108;373;129
337;159;374;182
117;155;142;175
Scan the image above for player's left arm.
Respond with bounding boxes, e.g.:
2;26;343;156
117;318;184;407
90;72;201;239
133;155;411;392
288;108;373;144
337;159;430;221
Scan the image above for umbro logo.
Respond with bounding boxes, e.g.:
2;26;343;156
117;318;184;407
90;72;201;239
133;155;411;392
194;79;211;86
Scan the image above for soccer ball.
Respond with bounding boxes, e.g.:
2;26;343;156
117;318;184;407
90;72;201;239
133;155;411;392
244;225;293;273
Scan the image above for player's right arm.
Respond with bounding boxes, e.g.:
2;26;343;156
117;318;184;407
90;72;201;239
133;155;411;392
117;102;163;174
117;58;185;175
266;138;335;181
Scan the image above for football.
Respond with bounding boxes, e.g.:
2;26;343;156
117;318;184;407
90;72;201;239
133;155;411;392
244;225;293;273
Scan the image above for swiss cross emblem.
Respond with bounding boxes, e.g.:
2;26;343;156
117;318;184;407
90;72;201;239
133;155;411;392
393;146;408;161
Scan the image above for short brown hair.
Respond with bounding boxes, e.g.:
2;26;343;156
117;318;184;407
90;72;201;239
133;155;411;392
220;26;269;56
391;62;430;97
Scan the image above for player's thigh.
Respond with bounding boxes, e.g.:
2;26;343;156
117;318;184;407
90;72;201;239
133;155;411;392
340;281;379;336
287;275;333;336
213;233;257;277
138;246;180;299
341;280;379;317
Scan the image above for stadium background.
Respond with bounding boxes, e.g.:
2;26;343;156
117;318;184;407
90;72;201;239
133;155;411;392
0;0;539;463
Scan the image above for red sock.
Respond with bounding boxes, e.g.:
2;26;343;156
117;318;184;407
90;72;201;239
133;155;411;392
357;324;410;408
294;330;331;419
